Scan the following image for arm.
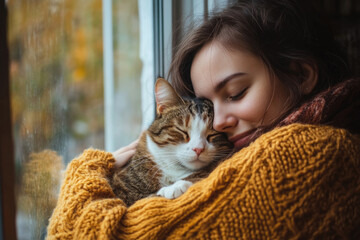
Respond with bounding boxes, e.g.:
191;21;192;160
46;149;126;239
47;124;360;239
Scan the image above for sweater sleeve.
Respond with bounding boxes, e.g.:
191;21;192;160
46;149;127;239
46;124;360;240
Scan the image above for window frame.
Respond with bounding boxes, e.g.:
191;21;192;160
0;1;17;239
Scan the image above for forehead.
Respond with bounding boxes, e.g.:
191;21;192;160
190;41;265;97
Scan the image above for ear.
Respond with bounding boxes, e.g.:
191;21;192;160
155;78;184;114
300;63;318;94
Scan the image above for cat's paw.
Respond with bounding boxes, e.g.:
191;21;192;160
157;180;193;199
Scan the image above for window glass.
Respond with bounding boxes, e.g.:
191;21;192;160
7;0;142;239
112;0;142;149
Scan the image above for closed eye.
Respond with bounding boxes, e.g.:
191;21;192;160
206;133;222;142
176;127;190;142
227;87;248;101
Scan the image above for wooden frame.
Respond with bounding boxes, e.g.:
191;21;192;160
0;1;17;239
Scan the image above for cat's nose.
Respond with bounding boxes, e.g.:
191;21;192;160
192;148;204;156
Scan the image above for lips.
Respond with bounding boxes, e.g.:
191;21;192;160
229;129;257;149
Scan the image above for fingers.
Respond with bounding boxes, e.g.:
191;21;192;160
113;149;136;168
112;139;139;168
113;139;139;155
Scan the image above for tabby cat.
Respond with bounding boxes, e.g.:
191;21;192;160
110;78;233;206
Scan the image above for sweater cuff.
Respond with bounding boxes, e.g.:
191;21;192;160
66;148;115;178
47;149;124;239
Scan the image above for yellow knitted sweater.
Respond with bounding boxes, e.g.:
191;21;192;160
46;124;360;239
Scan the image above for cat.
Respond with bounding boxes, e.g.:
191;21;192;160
110;78;234;206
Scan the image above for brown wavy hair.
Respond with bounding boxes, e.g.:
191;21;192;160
168;0;350;118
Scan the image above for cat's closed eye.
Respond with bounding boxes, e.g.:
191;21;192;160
175;127;190;142
206;133;223;142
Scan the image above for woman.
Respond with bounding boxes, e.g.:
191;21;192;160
47;0;360;239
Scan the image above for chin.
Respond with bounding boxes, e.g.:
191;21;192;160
185;159;208;170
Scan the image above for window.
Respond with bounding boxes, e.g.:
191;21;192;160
2;0;232;239
7;0;152;239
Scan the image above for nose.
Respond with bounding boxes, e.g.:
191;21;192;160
212;103;236;132
192;148;204;156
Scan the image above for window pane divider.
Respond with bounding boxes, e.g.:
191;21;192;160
102;0;115;152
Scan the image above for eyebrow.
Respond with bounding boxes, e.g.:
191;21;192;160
214;72;246;92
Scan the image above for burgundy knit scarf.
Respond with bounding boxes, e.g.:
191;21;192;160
251;78;360;144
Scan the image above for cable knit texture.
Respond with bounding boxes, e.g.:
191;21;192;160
46;124;360;239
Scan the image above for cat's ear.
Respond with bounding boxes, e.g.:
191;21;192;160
155;78;184;114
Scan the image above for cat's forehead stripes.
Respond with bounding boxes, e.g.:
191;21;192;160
185;114;190;127
175;115;184;127
187;99;214;126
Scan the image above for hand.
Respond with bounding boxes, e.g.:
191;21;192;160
112;139;139;168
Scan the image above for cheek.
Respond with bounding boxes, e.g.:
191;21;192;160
233;94;271;123
175;142;196;160
242;81;277;121
261;95;287;124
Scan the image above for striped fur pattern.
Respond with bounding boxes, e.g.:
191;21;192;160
110;79;233;206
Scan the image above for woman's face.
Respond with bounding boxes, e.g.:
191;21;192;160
190;41;289;149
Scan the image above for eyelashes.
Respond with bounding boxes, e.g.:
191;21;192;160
227;87;248;102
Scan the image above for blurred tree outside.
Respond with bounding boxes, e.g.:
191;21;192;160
9;0;104;165
7;0;142;239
